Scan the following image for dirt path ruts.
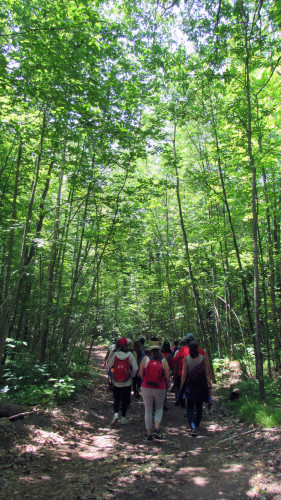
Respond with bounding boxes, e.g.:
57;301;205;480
0;346;280;499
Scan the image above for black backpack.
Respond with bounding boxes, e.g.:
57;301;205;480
188;357;205;383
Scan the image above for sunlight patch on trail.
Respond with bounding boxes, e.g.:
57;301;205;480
188;447;204;456
175;467;210;487
192;476;209;486
220;463;243;473
247;472;281;498
75;432;118;459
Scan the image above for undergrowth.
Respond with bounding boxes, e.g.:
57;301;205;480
216;374;281;428
0;340;99;407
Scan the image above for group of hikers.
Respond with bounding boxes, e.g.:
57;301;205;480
103;334;212;441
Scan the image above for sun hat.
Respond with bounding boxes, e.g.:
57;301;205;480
147;339;161;350
118;337;128;346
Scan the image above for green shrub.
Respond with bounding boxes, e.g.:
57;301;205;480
223;377;281;427
0;341;99;407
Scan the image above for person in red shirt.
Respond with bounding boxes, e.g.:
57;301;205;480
174;339;189;405
185;333;206;357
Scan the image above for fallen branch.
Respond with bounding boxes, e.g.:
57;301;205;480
219;428;281;443
8;409;41;421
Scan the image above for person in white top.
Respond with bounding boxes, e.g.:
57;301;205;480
108;337;138;427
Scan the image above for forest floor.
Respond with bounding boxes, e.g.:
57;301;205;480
0;346;280;500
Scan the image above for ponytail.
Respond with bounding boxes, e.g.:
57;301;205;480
189;340;199;359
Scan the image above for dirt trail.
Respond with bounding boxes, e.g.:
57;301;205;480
0;346;280;500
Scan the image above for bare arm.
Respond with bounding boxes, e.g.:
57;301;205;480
162;358;171;386
130;352;138;378
139;355;148;379
104;348;110;366
204;356;212;388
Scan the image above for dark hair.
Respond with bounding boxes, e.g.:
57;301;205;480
139;337;145;345
150;336;158;341
189;340;199;359
149;348;159;360
162;341;171;353
173;339;179;346
134;340;142;354
118;341;128;353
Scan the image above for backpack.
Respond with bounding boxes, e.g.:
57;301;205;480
188;357;206;383
145;358;164;387
113;355;130;382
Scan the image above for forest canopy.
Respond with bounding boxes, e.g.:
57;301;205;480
0;0;281;400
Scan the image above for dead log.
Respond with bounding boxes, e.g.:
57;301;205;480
0;402;25;419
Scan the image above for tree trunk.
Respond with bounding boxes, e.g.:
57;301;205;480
172;122;215;379
0;142;22;379
245;34;265;399
208;94;255;341
38;166;64;362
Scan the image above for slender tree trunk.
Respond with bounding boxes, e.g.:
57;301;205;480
220;239;233;359
0;136;17;187
0;110;46;365
208;95;255;340
172;122;215;379
15;161;54;347
62;162;130;372
257;221;272;377
244;34;265;398
273;184;281;370
0;142;22;378
209;207;223;357
212;254;223;358
61;151;98;352
256;97;279;372
38;166;64;362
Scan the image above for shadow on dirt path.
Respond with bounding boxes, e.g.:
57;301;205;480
0;346;280;499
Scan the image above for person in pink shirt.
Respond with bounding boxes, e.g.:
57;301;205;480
139;339;171;441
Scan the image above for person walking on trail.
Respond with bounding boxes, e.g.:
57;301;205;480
104;336;120;389
185;333;207;357
174;333;207;403
161;341;173;369
173;338;189;405
179;340;212;437
139;339;171;441
132;340;145;399
108;337;138;427
171;338;179;356
161;341;174;410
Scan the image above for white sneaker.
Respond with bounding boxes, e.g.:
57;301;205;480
111;414;119;428
120;417;128;425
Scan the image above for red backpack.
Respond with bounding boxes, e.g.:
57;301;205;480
113;355;130;382
145;359;163;387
